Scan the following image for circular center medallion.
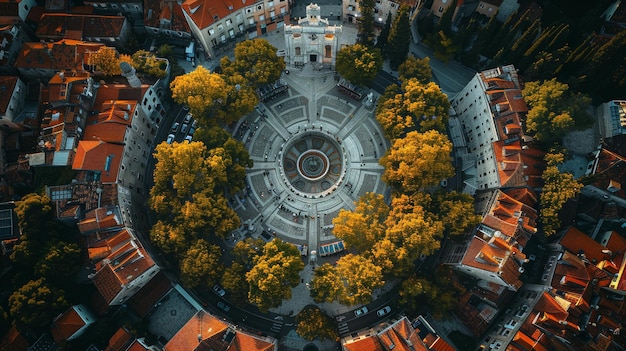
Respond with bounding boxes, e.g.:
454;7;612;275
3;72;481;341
281;132;343;195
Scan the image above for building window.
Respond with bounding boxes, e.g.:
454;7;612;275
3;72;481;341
325;45;331;58
226;19;232;26
438;6;444;12
229;29;235;38
209;28;215;35
295;47;301;55
259;14;265;21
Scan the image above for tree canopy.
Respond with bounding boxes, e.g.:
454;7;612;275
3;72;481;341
220;39;285;90
335;254;384;305
246;239;304;311
9;278;68;328
380;130;454;193
179;239;223;289
169;66;228;120
332;192;389;253
336;44;383;86
398;56;432;85
296;306;338;341
376;79;450;140
522;78;591;143
387;5;412;70
540;153;583;236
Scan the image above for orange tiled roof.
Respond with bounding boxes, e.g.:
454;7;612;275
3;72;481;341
181;0;247;30
343;337;383;351
72;140;123;183
227;333;274;351
165;310;229;351
50;306;87;344
105;327;134;351
15;40;104;71
91;228;156;304
0;325;32;351
126;272;172;317
36;13;126;40
559;227;607;263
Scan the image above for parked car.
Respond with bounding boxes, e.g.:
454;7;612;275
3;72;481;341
213;284;226;296
377;306;391;317
189;126;196;136
181;123;189;134
191;119;197;128
182;105;190;111
171;122;180;133
184;113;192;124
354;306;368;316
184;135;193;142
217;301;230;312
166;134;175;144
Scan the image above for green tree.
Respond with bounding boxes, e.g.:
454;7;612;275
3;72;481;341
9;278;68;328
336;44;382;86
376;12;392;57
434;0;457;36
212;71;259;125
15;193;52;240
357;0;376;46
398;56;432;85
540;153;583;237
231;238;265;268
310;263;342;303
296;306;338;341
169;66;228;120
431;30;457;62
332;192;389;253
179;239;223;289
380;130;454;193
376;79;450;140
335;254;383;305
149;220;188;255
246;239;304;311
34;242;81;285
399;267;461;318
522;78;591;143
387;5;412;70
221;39;285;89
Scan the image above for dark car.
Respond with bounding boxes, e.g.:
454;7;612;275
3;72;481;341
213;284;226;297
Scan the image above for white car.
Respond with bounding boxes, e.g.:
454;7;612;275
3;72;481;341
213;284;226;296
184;135;193;142
181;123;189;134
171;122;180;133
166;134;175;144
354;306;368;316
377;306;391;317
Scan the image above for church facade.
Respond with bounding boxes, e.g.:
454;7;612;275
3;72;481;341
283;3;342;67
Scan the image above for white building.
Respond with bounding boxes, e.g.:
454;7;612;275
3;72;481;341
283;4;342;67
597;100;626;139
181;0;289;60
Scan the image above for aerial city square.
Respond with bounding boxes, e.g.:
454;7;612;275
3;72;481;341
0;0;625;350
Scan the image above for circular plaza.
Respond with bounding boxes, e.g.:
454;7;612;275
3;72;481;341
229;70;390;263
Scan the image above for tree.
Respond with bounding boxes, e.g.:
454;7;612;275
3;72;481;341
336;44;382;86
88;46;123;76
169;66;228;119
212;71;259;125
246;239;304;311
9;278;68;328
221;39;285;89
34;242;81;285
15;193;53;240
310;263;342;303
522;78;591;143
380;130;454;193
332;192;389;253
372;194;443;276
376;79;450;140
431;30;457;62
540;153;582;236
434;0;457;37
296;306;338;341
357;0;376;46
399;267;462;318
221;263;249;304
376;12;392;57
231;238;265;268
179;239;223;289
434;191;482;238
335;254;384;305
131;50;168;78
387;5;412;70
398;56;432;85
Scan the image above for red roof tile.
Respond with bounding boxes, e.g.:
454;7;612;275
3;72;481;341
72;140;123;183
0;76;18;115
105;327;134;351
15;40;104;71
126;271;172;317
36;13;126;40
181;0;246;30
165;310;229;351
50;305;89;344
0;326;32;351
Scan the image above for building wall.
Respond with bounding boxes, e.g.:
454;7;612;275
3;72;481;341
451;74;500;190
111;263;160;305
0;77;26;122
83;0;144;21
496;0;520;22
597;100;626;139
69;305;97;341
475;1;500;18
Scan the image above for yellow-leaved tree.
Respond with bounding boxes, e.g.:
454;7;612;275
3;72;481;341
169;65;228;118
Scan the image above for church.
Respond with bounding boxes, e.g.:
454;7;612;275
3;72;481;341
283;3;342;68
